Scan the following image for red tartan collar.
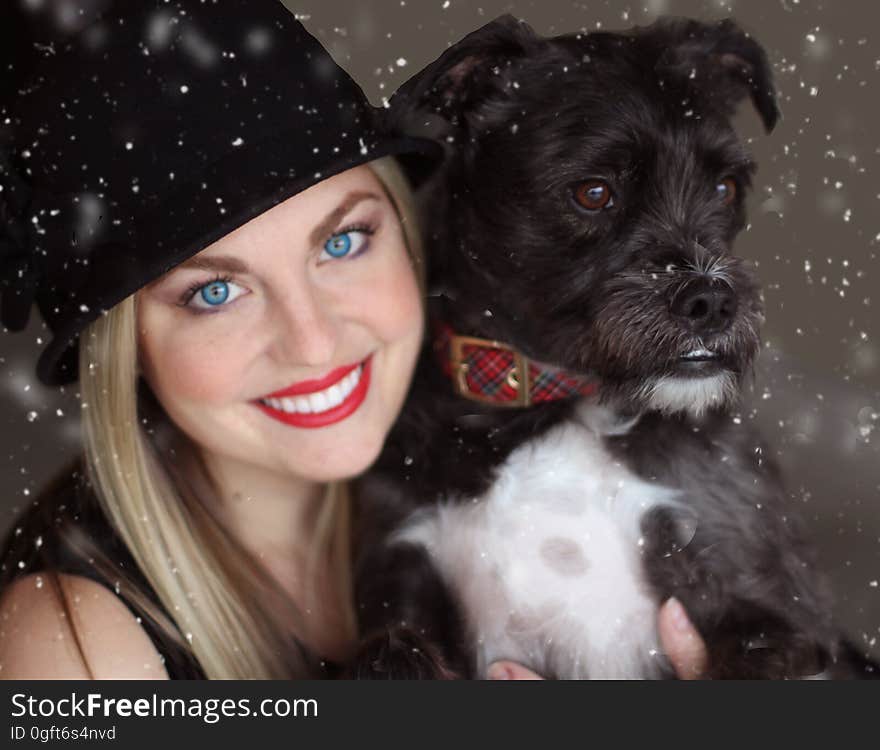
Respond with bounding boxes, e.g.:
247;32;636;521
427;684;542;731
435;323;598;408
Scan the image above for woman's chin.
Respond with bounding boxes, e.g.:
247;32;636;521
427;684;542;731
283;439;385;483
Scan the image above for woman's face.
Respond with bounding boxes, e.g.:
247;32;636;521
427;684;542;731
136;164;423;483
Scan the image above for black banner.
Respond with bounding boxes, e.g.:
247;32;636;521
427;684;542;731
0;681;872;747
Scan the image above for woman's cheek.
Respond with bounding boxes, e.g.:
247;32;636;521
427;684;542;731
147;326;251;405
371;254;425;340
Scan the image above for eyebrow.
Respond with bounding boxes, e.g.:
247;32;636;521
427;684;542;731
307;190;382;248
177;254;251;274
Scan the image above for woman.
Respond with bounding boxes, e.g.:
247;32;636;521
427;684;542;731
0;0;440;679
0;0;706;680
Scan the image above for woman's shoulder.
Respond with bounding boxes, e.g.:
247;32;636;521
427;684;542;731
0;571;169;679
0;460;198;679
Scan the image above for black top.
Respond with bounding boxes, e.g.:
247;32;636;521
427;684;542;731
0;461;206;679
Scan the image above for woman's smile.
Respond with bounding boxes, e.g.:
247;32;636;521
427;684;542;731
254;355;373;429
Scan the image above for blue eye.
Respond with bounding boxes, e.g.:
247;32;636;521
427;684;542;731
186;278;246;311
320;228;372;261
201;281;229;305
325;233;352;257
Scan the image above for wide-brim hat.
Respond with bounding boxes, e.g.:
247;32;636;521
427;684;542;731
0;0;442;386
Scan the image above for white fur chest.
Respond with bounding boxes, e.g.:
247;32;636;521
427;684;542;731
396;402;680;679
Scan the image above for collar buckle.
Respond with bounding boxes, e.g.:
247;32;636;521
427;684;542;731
449;334;531;408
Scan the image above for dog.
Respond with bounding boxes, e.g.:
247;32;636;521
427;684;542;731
349;16;875;679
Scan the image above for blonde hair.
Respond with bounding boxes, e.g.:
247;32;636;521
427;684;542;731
77;156;425;679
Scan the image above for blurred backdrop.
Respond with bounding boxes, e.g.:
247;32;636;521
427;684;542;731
2;0;878;658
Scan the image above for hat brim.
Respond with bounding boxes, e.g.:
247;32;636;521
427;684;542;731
37;132;443;386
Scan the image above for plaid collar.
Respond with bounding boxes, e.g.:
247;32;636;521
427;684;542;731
435;323;598;408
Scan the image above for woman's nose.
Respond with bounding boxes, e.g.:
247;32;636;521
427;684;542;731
268;285;340;368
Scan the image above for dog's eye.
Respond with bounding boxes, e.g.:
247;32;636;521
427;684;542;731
716;177;738;206
574;180;614;211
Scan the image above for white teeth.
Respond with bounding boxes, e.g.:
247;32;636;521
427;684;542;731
682;349;718;360
260;364;364;415
309;392;329;412
339;371;355;399
326;384;343;408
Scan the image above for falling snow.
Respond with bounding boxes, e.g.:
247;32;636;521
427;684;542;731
0;0;878;665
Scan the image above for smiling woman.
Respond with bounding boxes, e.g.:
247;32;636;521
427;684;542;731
136;167;423;485
0;0;438;679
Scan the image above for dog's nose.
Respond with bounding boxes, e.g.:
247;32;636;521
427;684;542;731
669;279;738;334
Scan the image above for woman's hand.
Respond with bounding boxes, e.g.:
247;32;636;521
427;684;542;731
655;597;707;679
487;597;708;680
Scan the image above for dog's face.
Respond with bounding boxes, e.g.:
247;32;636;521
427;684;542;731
396;16;778;418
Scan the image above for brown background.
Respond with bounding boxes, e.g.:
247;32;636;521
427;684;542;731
2;0;878;658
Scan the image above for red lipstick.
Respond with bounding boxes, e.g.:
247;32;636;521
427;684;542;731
261;361;362;400
253;356;372;429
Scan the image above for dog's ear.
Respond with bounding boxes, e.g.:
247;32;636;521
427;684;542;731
652;18;779;132
390;15;539;127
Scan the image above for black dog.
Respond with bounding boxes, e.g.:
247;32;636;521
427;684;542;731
350;16;874;679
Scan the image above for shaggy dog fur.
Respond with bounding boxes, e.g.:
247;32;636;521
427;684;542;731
349;16;876;679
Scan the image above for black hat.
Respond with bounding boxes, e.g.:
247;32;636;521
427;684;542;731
0;0;441;386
